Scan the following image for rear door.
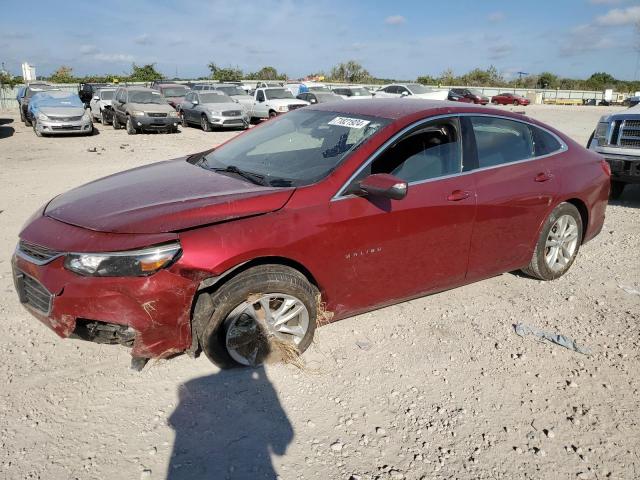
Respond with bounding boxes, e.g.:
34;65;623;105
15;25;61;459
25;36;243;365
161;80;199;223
464;115;559;281
326;116;477;312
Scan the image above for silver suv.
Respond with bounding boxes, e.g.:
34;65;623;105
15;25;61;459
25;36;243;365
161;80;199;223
111;86;180;134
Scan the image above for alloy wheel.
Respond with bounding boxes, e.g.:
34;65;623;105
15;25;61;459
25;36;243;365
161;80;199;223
224;293;310;366
544;214;579;272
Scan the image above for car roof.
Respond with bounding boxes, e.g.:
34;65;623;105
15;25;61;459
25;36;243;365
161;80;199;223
308;98;527;121
157;83;187;88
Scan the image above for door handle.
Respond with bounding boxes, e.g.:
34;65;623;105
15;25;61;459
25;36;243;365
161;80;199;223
534;172;553;182
447;190;471;201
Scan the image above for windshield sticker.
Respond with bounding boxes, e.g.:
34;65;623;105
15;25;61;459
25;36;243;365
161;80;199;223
328;117;371;129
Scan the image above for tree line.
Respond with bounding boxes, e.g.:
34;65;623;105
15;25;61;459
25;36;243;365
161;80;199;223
2;61;638;94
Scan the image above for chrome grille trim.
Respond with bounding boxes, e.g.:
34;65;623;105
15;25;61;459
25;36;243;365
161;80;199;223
221;110;242;117
17;241;63;266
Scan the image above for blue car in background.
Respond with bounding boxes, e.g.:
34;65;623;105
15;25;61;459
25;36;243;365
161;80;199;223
28;90;93;137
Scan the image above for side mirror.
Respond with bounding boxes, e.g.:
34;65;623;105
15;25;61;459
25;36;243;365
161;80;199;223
310;98;317;104
401;91;409;97
93;95;99;101
358;174;408;200
192;100;199;105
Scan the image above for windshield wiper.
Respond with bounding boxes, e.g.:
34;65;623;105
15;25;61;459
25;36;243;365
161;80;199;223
211;165;267;186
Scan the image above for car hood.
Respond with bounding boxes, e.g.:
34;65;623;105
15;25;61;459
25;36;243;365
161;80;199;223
201;102;246;112
127;102;175;113
44;157;295;234
39;106;86;117
233;95;253;105
267;98;308;105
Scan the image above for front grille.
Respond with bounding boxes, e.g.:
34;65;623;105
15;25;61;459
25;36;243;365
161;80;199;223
223;119;244;125
51;126;82;130
147;112;167;118
619;120;640;149
15;270;53;314
48;115;83;122
288;104;305;111
222;110;242;117
18;241;61;264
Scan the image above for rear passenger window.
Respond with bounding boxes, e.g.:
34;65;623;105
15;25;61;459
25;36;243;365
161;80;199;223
531;125;562;156
470;117;534;168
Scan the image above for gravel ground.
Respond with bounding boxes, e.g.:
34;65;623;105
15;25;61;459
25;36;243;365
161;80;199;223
0;104;639;480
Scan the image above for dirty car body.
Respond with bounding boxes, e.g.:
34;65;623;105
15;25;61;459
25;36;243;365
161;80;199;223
13;99;609;365
28;91;93;136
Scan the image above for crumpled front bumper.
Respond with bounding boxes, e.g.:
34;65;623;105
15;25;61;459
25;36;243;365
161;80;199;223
12;249;199;359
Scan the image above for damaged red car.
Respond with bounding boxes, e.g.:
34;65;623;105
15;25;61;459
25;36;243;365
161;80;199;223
12;99;609;369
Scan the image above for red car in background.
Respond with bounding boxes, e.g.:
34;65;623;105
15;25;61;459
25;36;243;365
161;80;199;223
491;92;531;106
12;99;609;369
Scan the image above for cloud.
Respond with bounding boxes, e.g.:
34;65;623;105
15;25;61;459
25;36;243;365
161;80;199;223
487;12;505;22
134;34;152;45
595;5;640;25
589;0;626;4
560;24;617;56
94;53;135;62
384;15;406;25
488;43;512;60
79;44;99;55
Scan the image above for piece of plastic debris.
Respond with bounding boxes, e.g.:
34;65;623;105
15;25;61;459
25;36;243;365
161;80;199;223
131;356;149;371
513;323;591;355
618;284;640;296
356;340;372;351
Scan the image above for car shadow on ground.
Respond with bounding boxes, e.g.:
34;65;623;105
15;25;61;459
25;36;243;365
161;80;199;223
0;118;15;139
609;184;640;209
167;366;293;480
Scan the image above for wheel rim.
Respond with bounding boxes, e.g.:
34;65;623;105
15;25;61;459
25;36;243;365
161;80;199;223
201;116;208;131
225;293;309;366
545;215;579;272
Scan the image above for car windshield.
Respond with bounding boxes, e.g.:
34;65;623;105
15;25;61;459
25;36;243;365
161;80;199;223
201;109;390;186
265;88;294;100
406;84;433;94
308;85;329;92
351;88;371;96
100;90;114;100
161;87;189;97
26;86;57;98
200;93;235;104
129;91;165;104
217;86;246;96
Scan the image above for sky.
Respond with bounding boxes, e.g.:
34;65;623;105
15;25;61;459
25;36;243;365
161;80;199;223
1;0;639;81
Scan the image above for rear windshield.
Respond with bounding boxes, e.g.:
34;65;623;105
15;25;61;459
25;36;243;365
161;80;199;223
216;86;246;96
161;86;189;97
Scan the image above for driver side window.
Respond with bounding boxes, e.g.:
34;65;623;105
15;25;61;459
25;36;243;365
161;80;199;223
257;90;265;102
356;118;462;185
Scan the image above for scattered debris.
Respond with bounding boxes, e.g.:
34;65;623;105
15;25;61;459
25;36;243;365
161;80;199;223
514;323;591;355
356;340;372;351
87;147;97;153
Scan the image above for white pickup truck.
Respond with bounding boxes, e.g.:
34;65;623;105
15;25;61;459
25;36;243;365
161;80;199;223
247;87;309;121
588;103;640;199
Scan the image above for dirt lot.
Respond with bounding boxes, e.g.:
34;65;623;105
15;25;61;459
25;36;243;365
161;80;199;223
0;105;639;480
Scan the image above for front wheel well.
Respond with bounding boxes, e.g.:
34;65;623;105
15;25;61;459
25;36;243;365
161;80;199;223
565;198;589;243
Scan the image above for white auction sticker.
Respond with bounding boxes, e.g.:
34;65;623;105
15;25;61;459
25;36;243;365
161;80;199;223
328;116;371;129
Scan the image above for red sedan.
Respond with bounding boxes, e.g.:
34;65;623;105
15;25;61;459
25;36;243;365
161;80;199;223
12;99;609;369
491;92;531;106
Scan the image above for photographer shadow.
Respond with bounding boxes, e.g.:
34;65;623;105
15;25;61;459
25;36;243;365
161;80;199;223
167;366;293;480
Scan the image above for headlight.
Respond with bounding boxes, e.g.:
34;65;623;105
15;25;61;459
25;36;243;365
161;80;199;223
209;111;221;116
131;111;145;117
594;122;609;145
64;243;181;277
169;111;179;117
37;112;48;121
277;106;288;112
82;111;91;121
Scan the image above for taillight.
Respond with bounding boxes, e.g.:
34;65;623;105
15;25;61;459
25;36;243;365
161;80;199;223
600;159;611;177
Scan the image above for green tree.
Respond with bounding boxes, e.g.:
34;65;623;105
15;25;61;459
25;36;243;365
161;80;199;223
129;63;164;82
329;60;370;83
0;71;20;90
416;75;438;86
48;65;76;84
246;66;287;80
536;72;558;89
585;72;617;90
207;62;243;82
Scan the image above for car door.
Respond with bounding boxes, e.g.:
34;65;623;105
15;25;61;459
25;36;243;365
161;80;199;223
326;116;477;312
464;115;559;281
114;89;125;122
253;90;268;118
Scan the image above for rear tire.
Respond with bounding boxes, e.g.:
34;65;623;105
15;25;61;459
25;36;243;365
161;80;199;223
491;99;499;105
610;181;625;200
197;265;318;369
268;110;278;119
512;100;519;106
180;111;188;128
522;203;582;281
112;113;121;129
